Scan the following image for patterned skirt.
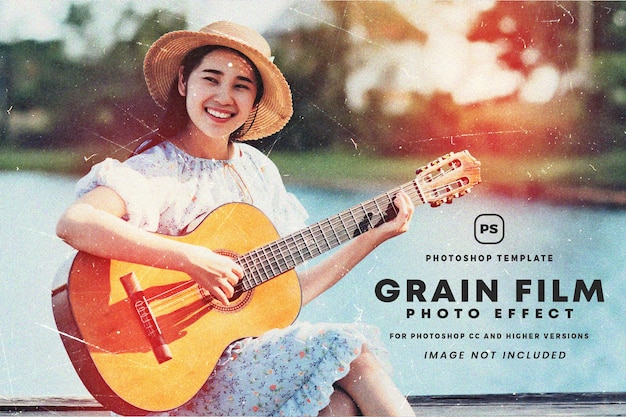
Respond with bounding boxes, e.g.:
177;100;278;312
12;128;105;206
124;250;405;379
162;321;390;416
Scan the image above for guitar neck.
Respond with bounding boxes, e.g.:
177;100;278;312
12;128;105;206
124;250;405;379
237;180;424;291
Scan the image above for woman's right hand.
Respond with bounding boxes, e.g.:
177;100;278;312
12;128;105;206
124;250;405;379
57;187;243;306
184;245;244;305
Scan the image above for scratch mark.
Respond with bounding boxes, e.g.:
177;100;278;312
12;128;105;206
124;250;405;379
262;135;281;159
79;103;160;158
349;138;358;150
8;223;59;242
37;323;144;366
79;128;135;155
38;323;105;351
353;304;363;324
557;4;575;24
404;129;530;146
0;331;15;396
288;6;388;50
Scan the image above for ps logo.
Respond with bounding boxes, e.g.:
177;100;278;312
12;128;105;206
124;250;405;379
474;214;504;244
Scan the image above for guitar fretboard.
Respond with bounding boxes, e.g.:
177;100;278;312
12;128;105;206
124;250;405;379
235;180;425;292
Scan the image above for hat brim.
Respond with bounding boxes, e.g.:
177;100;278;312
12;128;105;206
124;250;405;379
144;29;292;141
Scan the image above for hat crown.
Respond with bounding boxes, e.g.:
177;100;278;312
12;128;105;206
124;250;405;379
199;21;272;58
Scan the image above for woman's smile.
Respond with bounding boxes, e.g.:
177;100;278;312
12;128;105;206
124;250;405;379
205;107;234;120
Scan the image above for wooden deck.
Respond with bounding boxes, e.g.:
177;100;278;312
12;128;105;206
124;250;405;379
409;393;626;416
1;393;624;416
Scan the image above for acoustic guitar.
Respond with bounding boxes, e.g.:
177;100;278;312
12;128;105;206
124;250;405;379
52;150;481;415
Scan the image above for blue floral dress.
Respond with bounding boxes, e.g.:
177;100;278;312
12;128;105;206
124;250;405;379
76;141;390;416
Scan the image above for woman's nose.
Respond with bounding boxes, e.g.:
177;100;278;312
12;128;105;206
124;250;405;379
214;85;234;105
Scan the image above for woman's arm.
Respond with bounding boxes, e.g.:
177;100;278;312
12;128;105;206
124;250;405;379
56;186;243;305
298;191;414;306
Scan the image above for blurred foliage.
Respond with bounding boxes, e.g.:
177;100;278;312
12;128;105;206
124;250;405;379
339;1;625;158
0;1;624;164
257;25;353;153
0;148;84;173
594;1;626;51
269;148;626;192
587;52;626;151
65;3;93;30
1;8;184;157
469;1;580;73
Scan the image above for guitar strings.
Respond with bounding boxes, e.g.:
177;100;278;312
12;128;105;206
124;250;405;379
145;158;463;314
236;184;412;291
237;179;427;290
237;159;464;284
147;184;424;313
149;284;201;314
147;281;196;303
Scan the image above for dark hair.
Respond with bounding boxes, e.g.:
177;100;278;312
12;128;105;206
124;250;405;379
134;45;264;155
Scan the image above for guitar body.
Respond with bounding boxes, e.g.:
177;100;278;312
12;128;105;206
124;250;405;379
52;150;482;415
52;203;302;415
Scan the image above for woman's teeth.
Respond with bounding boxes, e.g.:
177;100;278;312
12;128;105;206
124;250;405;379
206;108;232;119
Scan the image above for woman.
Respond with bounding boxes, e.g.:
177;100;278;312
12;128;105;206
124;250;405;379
57;21;415;416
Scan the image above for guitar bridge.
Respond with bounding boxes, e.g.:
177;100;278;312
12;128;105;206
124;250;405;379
120;272;173;364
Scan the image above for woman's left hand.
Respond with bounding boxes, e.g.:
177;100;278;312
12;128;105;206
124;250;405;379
372;190;414;242
298;190;414;305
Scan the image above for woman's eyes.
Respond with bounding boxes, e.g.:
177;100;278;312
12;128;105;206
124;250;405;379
202;77;250;90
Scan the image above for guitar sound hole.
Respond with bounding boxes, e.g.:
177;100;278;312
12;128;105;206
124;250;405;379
197;285;253;312
192;248;253;312
231;288;244;302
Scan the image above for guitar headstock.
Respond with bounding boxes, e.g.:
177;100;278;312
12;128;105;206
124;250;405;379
415;150;481;207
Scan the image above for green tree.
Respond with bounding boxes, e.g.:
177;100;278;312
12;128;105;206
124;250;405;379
58;9;187;155
64;3;93;33
1;5;187;157
257;25;352;153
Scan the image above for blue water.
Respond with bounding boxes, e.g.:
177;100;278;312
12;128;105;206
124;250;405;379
1;171;625;399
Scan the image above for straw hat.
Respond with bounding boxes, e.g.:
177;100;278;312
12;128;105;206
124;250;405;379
144;21;292;141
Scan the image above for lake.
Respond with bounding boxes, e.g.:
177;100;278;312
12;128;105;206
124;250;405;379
1;171;625;400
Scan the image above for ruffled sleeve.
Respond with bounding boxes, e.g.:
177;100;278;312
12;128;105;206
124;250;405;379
266;162;308;235
75;143;310;236
239;145;309;235
275;191;309;235
75;152;179;232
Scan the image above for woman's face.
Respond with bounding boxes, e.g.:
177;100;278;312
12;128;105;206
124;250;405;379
179;48;259;141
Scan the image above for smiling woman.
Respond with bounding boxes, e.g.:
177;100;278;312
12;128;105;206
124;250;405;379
53;20;416;417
